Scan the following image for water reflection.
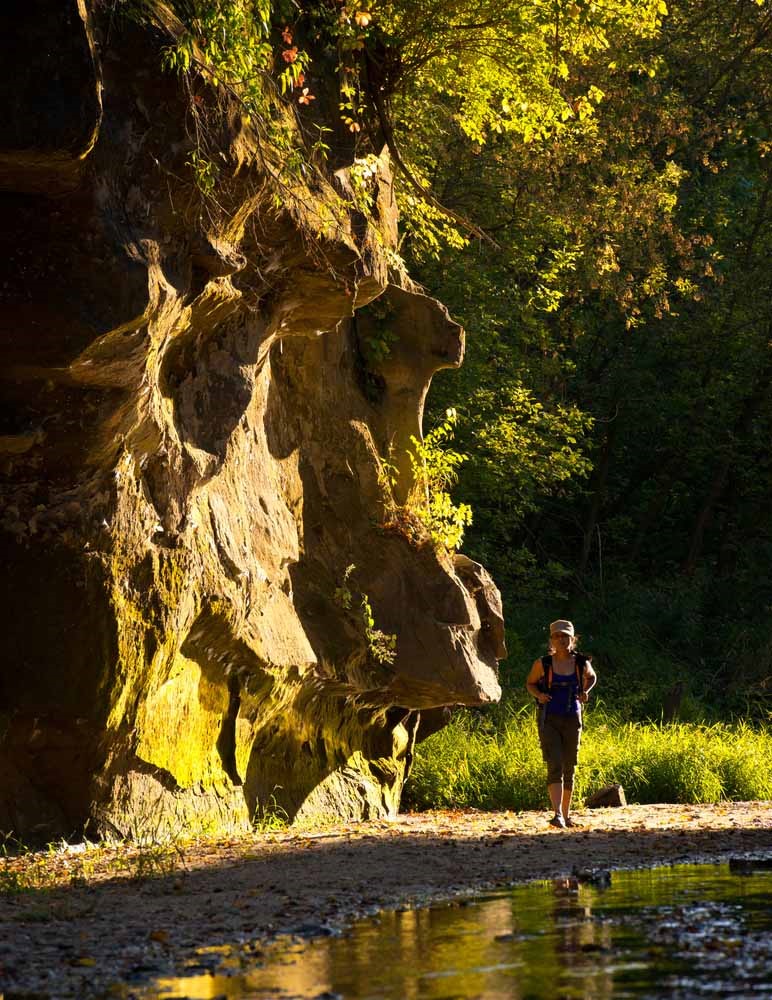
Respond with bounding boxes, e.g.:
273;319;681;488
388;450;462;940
150;861;772;999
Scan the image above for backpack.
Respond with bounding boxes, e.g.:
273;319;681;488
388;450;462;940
537;653;588;699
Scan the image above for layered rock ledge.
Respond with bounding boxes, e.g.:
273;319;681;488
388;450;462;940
0;0;503;840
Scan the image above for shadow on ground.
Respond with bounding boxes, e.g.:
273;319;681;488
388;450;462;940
1;805;771;998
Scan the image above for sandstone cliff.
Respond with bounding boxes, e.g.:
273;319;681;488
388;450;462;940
0;0;504;841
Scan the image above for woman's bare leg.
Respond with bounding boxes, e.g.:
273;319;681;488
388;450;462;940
548;782;563;815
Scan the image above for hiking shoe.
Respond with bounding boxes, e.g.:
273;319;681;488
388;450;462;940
548;814;566;829
565;817;581;828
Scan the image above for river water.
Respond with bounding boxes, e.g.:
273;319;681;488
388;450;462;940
150;859;772;999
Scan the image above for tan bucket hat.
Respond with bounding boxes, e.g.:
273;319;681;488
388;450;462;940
549;619;575;636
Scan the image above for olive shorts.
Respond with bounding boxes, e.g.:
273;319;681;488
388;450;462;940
538;711;582;788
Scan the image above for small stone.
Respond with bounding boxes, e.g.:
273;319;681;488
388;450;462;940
573;867;612;887
585;783;626;808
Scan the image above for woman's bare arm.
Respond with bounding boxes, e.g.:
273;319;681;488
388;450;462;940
526;659;551;704
578;661;597;703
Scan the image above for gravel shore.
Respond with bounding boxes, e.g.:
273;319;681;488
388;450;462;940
2;801;771;998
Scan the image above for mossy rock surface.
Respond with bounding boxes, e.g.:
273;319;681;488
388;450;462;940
0;0;503;840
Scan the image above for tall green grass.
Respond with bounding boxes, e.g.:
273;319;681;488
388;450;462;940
403;705;772;811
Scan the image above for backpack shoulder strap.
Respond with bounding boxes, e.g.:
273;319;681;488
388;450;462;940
540;654;553;691
574;652;588;687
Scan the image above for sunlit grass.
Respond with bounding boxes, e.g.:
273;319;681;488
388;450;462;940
0;834;189;896
403;705;772;811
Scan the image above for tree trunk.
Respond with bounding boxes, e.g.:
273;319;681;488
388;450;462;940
681;459;731;576
682;349;772;575
577;419;616;578
628;453;685;565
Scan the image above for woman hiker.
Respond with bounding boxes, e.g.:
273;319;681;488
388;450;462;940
525;620;597;828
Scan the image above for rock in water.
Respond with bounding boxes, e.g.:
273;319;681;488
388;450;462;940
585;784;627;808
0;0;504;841
572;867;613;887
728;856;772;874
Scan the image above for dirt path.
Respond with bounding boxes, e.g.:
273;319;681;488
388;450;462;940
2;801;771;998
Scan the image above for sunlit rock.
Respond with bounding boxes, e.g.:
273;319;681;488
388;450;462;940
0;0;503;840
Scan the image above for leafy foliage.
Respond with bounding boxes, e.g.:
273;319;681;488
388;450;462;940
406;0;772;719
160;0;274;109
360;593;398;665
334;565;397;665
145;0;675;239
407;409;473;552
357;292;398;365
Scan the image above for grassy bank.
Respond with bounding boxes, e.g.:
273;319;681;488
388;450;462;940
403;704;772;812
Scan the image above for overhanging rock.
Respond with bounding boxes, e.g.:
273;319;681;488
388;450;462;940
0;0;504;840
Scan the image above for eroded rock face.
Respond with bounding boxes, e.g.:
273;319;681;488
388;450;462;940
0;1;503;840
